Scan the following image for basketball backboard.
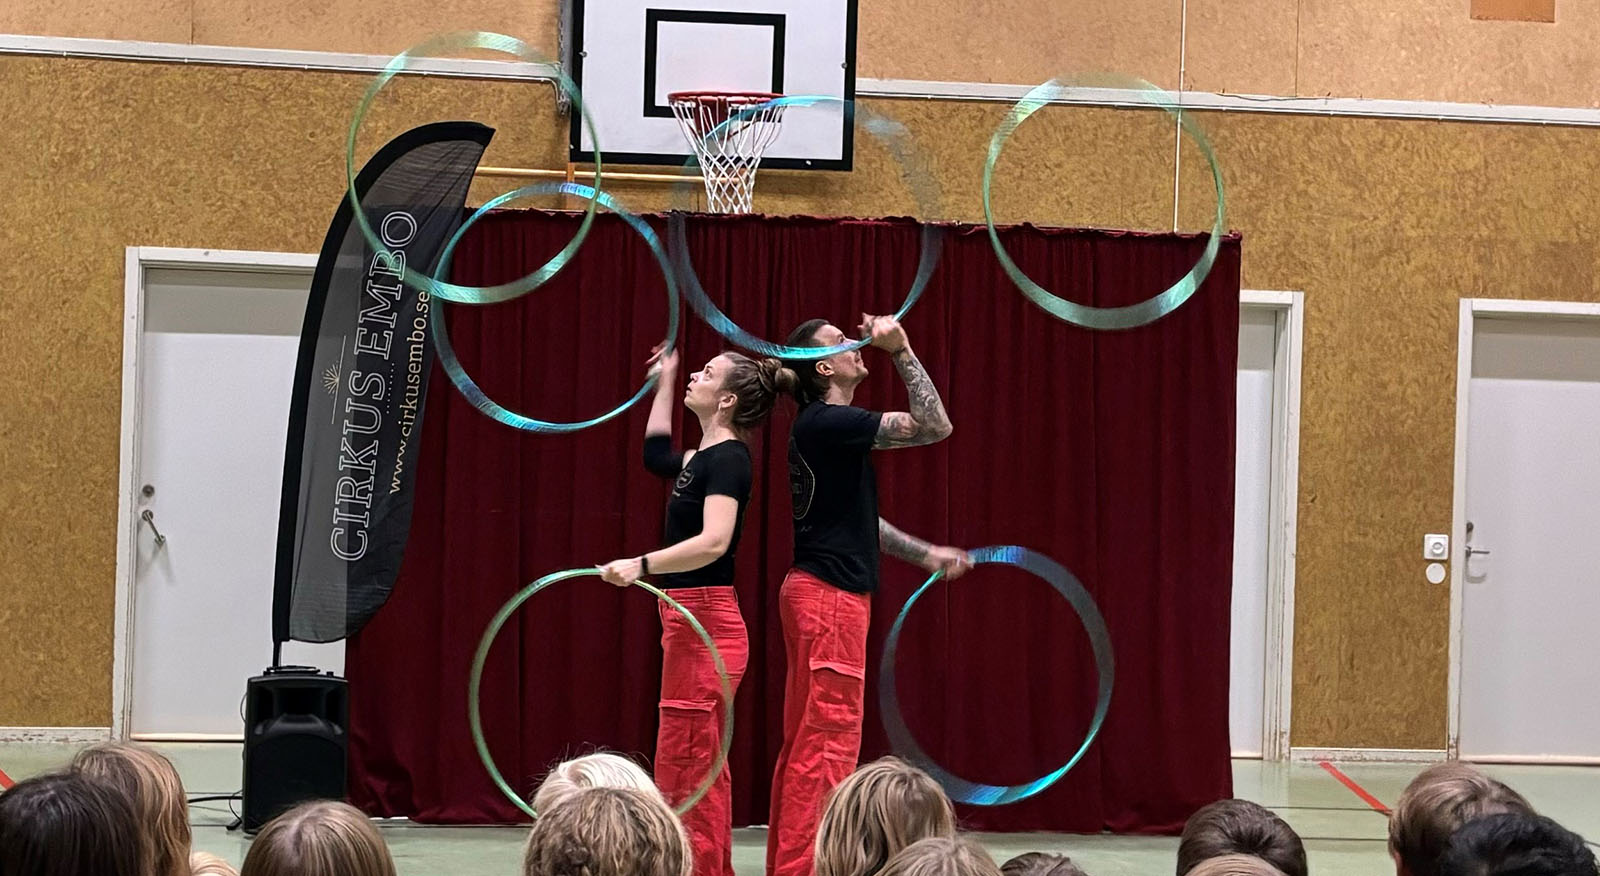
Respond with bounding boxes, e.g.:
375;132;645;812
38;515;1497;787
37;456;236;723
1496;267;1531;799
565;0;857;170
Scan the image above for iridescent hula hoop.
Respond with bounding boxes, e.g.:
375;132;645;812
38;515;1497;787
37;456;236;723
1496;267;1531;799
879;545;1114;806
983;76;1225;330
430;183;679;434
467;567;734;818
667;95;944;360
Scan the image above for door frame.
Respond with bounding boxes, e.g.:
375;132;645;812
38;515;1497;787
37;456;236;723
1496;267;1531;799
1240;289;1305;761
114;246;318;740
1449;298;1600;762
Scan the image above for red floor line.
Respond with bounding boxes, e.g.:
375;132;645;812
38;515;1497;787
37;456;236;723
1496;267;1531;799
0;765;13;791
1319;761;1391;815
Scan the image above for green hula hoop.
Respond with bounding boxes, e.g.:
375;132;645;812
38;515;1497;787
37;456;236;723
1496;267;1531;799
345;30;602;305
468;567;735;819
982;75;1226;330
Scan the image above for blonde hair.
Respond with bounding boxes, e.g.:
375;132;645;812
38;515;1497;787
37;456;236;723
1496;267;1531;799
532;752;663;815
814;757;957;876
878;837;1003;876
1388;763;1532;876
71;741;191;876
189;851;240;876
240;800;396;876
521;786;691;876
1184;855;1288;876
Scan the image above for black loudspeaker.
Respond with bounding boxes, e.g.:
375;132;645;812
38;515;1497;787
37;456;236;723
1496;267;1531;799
242;667;348;833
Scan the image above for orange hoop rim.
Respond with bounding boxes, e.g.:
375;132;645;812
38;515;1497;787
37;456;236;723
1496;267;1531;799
667;91;783;105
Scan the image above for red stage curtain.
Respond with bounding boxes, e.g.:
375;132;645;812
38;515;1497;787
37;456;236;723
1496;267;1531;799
346;211;1239;834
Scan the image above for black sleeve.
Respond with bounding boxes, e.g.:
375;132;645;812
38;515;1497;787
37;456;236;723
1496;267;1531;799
803;405;883;450
700;448;752;503
643;434;684;478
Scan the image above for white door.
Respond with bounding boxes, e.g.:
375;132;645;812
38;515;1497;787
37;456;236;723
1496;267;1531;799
1460;315;1600;760
130;264;343;737
1230;307;1278;757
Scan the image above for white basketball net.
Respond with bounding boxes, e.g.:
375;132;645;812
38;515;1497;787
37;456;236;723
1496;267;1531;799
670;93;787;214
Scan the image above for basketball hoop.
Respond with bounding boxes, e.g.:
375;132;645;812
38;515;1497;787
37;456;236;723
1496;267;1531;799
669;91;786;214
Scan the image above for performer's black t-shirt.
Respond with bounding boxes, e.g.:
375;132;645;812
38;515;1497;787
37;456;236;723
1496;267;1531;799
646;436;752;589
788;402;884;594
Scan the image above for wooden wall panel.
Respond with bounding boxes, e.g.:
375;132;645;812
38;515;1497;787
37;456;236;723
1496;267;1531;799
190;0;558;56
0;0;190;43
1298;0;1600;107
856;0;1181;87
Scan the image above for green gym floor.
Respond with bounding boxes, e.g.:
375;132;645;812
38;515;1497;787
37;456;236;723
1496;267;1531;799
2;743;1596;876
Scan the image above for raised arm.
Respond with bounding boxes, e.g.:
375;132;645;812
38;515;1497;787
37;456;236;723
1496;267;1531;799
642;348;695;476
859;315;952;449
645;347;679;439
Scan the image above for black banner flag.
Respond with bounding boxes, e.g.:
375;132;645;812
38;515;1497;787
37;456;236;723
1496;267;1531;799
272;121;492;646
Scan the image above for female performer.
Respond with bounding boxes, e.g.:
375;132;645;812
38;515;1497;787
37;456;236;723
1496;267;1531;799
601;347;796;876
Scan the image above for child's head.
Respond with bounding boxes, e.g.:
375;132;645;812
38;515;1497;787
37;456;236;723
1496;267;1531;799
71;741;192;876
878;837;1004;876
1437;811;1597;876
1001;852;1090;876
531;752;663;815
814;757;957;876
1184;855;1289;876
1178;800;1306;876
0;770;145;876
240;800;397;876
1389;764;1533;876
521;786;692;876
189;851;241;876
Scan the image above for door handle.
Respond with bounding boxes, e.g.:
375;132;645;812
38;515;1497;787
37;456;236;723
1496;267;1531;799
140;509;167;547
1465;546;1490;557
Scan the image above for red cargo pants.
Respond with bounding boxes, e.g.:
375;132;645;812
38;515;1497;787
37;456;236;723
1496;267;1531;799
765;569;872;876
655;586;749;876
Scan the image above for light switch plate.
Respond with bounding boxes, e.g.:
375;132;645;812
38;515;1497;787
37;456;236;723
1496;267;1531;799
1424;534;1450;560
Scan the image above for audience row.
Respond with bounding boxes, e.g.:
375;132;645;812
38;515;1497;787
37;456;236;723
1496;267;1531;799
0;743;1593;876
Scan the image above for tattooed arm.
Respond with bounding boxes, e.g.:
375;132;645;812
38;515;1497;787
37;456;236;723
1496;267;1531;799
879;517;931;565
880;518;973;578
858;315;953;449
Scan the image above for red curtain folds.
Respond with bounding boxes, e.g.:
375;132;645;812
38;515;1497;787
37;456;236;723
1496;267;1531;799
345;211;1239;834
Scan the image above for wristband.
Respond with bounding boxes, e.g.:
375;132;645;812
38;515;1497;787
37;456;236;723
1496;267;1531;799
640;554;651;576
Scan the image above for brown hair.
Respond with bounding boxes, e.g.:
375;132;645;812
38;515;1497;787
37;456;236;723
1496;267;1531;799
1185;854;1289;876
240;800;396;876
814;757;957;876
781;318;833;405
718;351;798;430
1001;852;1090;876
877;837;1004;876
1388;763;1533;876
0;770;145;876
71;741;192;876
522;786;691;876
1177;800;1306;876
